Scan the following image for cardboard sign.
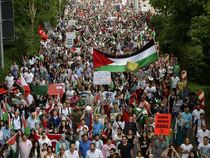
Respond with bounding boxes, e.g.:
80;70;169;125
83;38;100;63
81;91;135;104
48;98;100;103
94;71;111;85
66;32;74;48
154;114;171;135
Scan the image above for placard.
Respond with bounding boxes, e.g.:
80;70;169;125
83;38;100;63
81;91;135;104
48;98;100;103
94;71;111;85
66;32;74;48
154;114;171;135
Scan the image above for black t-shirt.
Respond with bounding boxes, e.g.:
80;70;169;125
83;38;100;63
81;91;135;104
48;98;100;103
139;137;151;156
118;143;132;158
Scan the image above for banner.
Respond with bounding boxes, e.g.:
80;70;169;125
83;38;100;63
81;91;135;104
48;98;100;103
154;114;171;135
66;32;74;48
93;71;111;85
32;85;48;95
48;84;63;96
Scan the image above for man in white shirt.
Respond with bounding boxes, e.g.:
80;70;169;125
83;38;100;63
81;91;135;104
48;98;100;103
197;124;210;144
198;136;210;158
167;63;174;76
192;104;205;122
64;143;79;158
5;72;14;89
171;73;180;91
38;131;52;149
86;143;103;158
145;83;156;99
13;112;22;132
24;69;34;84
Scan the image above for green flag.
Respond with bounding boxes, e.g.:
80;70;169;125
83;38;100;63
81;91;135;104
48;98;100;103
32;85;48;95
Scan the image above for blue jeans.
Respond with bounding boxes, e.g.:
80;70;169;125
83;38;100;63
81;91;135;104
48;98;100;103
183;127;190;137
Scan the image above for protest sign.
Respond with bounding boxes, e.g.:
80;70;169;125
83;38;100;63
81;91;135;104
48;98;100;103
94;71;111;85
48;84;63;96
154;114;171;135
66;32;74;48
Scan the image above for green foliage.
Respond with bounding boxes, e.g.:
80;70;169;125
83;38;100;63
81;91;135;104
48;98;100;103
188;81;210;111
0;0;59;80
150;0;210;85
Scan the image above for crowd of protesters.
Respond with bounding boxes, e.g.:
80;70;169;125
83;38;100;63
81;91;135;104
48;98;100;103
0;0;210;158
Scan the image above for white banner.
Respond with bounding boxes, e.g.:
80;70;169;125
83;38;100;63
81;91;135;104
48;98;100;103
94;71;111;85
66;32;74;48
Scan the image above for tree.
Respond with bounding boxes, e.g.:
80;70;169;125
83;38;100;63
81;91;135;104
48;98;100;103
149;0;210;84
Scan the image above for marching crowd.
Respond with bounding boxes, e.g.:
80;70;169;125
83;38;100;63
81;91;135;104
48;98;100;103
0;0;210;158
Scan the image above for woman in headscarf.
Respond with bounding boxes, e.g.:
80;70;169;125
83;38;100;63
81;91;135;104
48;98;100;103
55;134;69;154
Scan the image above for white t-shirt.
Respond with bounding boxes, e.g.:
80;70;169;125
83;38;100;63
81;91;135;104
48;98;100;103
167;65;174;74
180;144;193;158
159;68;166;78
64;150;79;158
192;109;205;122
86;149;103;158
197;129;210;143
145;86;156;99
24;73;34;83
59;107;72;120
198;143;210;156
5;76;14;89
171;76;180;89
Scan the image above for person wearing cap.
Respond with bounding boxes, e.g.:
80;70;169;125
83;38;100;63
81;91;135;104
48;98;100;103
86;142;103;158
55;134;69;154
81;106;93;131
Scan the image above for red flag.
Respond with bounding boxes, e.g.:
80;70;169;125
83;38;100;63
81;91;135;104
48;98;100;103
6;133;18;145
48;84;63;96
94;93;100;102
122;108;130;122
33;133;41;141
38;26;48;41
47;134;61;151
88;113;93;132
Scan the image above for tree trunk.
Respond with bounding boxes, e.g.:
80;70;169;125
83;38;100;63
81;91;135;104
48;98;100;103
29;0;37;32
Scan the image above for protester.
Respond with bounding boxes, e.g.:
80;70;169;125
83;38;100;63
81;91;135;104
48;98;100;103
0;0;209;157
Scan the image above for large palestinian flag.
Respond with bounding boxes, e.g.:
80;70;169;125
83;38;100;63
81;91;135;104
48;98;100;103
93;39;158;72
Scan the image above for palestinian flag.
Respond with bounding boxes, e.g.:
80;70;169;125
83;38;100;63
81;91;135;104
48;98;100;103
72;47;81;54
134;107;144;125
93;39;158;72
20;73;33;105
8;115;15;133
6;133;18;157
1;100;9;122
21;116;30;135
95;102;101;114
110;79;115;90
161;97;168;106
122;108;130;122
94;93;100;102
35;107;40;121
